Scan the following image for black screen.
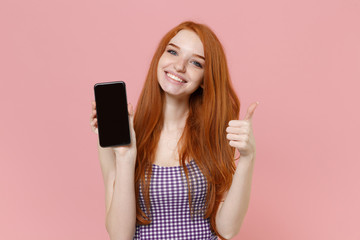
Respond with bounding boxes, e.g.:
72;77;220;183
94;81;131;147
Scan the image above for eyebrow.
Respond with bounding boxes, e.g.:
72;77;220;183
168;43;205;61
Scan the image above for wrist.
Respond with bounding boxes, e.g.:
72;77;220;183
238;153;255;163
115;154;136;166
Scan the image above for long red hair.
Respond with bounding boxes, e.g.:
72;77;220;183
133;21;240;240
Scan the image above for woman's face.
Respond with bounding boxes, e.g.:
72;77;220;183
157;29;205;99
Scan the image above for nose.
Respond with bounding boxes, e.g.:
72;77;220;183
174;58;186;72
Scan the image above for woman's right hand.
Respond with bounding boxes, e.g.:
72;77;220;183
90;100;137;163
112;103;137;163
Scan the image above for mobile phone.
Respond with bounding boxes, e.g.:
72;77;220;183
94;81;131;147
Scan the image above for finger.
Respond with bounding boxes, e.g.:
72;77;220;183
226;126;249;134
228;120;250;127
226;133;247;141
91;118;97;126
229;140;246;149
90;113;96;121
243;101;259;121
92;102;96;116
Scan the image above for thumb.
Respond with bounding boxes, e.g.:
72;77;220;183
128;102;134;116
243;101;259;121
128;103;136;142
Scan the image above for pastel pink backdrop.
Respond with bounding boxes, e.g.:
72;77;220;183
0;0;359;239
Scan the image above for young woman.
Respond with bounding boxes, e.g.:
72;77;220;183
90;21;258;240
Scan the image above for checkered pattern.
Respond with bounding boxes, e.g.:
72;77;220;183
133;159;218;239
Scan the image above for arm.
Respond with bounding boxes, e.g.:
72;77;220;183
97;141;137;240
94;100;137;239
97;141;116;218
215;155;255;239
218;101;259;238
105;152;136;240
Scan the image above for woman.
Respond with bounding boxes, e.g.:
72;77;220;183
90;20;258;240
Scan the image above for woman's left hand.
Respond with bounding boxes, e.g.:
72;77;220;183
226;102;259;160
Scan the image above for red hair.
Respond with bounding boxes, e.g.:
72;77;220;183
133;20;240;240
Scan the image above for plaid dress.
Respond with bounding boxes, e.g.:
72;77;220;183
133;159;218;239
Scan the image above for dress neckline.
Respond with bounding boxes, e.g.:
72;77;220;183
152;159;194;168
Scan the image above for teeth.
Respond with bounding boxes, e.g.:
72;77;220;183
166;72;185;83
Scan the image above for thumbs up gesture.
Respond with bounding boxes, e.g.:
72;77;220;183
226;101;259;160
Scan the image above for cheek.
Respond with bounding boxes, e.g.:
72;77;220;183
158;54;172;66
157;56;165;68
157;57;166;76
194;71;204;84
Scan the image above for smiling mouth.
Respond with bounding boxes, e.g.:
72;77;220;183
165;71;187;83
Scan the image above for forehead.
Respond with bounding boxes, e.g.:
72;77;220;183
168;29;204;56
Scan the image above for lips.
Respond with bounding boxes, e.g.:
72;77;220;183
165;71;187;83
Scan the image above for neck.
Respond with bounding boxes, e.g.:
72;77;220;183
162;94;189;133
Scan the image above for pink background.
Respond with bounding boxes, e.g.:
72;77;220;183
1;0;359;239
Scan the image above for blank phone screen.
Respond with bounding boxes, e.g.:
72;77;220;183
94;81;131;147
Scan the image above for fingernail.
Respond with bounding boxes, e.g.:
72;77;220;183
256;101;260;105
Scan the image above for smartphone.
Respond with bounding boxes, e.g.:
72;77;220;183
94;81;131;147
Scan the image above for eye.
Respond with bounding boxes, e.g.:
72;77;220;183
167;49;177;55
192;61;203;68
